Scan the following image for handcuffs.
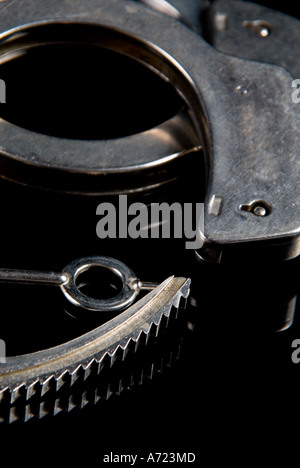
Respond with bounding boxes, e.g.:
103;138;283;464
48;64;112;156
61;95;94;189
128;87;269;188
0;0;299;421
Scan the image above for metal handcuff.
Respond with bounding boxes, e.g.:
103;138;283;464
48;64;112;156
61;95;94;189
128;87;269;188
0;0;299;419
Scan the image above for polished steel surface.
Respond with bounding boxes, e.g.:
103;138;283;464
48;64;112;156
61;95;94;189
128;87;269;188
0;0;298;260
0;256;156;312
0;275;190;412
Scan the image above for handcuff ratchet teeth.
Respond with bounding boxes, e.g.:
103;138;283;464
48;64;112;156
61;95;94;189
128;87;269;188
0;272;190;414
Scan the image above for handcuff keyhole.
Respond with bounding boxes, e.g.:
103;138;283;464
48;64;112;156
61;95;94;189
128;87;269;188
240;200;272;217
75;266;123;300
242;20;273;38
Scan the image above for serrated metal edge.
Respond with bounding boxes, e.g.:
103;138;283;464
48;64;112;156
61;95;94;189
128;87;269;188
0;276;190;421
12;308;184;422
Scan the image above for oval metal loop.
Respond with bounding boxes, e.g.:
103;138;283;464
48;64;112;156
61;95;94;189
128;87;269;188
0;21;200;195
60;256;140;312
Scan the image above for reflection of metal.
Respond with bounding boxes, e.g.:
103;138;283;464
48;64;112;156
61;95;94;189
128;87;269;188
0;275;190;417
274;296;297;333
189;259;299;333
0;0;298;261
0;302;193;423
137;0;207;33
137;0;194;29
